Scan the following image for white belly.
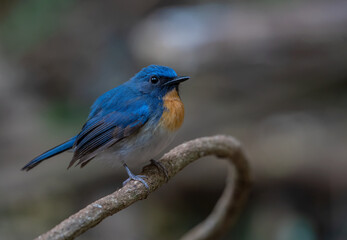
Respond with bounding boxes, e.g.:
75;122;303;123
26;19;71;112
96;122;177;168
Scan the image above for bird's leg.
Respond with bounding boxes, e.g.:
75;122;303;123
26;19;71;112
150;159;169;182
122;163;149;189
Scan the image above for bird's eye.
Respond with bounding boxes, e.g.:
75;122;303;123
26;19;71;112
150;76;159;84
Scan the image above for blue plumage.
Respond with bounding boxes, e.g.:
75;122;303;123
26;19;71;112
22;65;189;188
71;105;150;167
22;136;77;170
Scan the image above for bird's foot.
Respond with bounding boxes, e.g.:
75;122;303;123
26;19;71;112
150;159;169;182
123;163;149;189
122;175;149;189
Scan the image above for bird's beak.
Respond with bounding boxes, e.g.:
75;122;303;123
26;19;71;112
163;76;190;86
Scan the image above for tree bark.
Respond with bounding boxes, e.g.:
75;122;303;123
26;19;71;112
36;135;252;240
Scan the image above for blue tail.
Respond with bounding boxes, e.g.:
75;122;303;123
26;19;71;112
22;136;77;171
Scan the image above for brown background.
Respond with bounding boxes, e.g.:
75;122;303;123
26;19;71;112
0;0;346;239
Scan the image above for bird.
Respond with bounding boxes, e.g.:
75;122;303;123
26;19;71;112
22;65;190;189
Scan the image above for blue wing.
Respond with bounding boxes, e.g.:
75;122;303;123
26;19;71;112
69;103;150;168
86;83;140;120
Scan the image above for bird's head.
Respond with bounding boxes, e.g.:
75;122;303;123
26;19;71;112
129;65;189;98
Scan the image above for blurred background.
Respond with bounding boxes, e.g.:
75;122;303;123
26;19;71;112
0;0;346;239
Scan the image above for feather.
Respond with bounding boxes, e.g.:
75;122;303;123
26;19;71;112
69;108;149;168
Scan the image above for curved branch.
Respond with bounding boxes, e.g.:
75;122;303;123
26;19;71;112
35;135;252;240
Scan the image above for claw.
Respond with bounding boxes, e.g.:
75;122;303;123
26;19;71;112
150;159;169;182
123;164;149;189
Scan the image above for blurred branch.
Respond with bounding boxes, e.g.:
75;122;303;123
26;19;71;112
35;135;252;240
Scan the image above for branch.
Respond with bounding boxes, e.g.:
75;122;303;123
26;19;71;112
35;135;252;240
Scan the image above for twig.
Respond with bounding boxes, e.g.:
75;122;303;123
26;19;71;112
35;135;252;240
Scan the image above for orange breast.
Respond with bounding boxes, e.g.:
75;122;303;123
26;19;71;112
159;89;185;131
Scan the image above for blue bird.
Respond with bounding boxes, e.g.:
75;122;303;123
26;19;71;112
22;65;189;188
